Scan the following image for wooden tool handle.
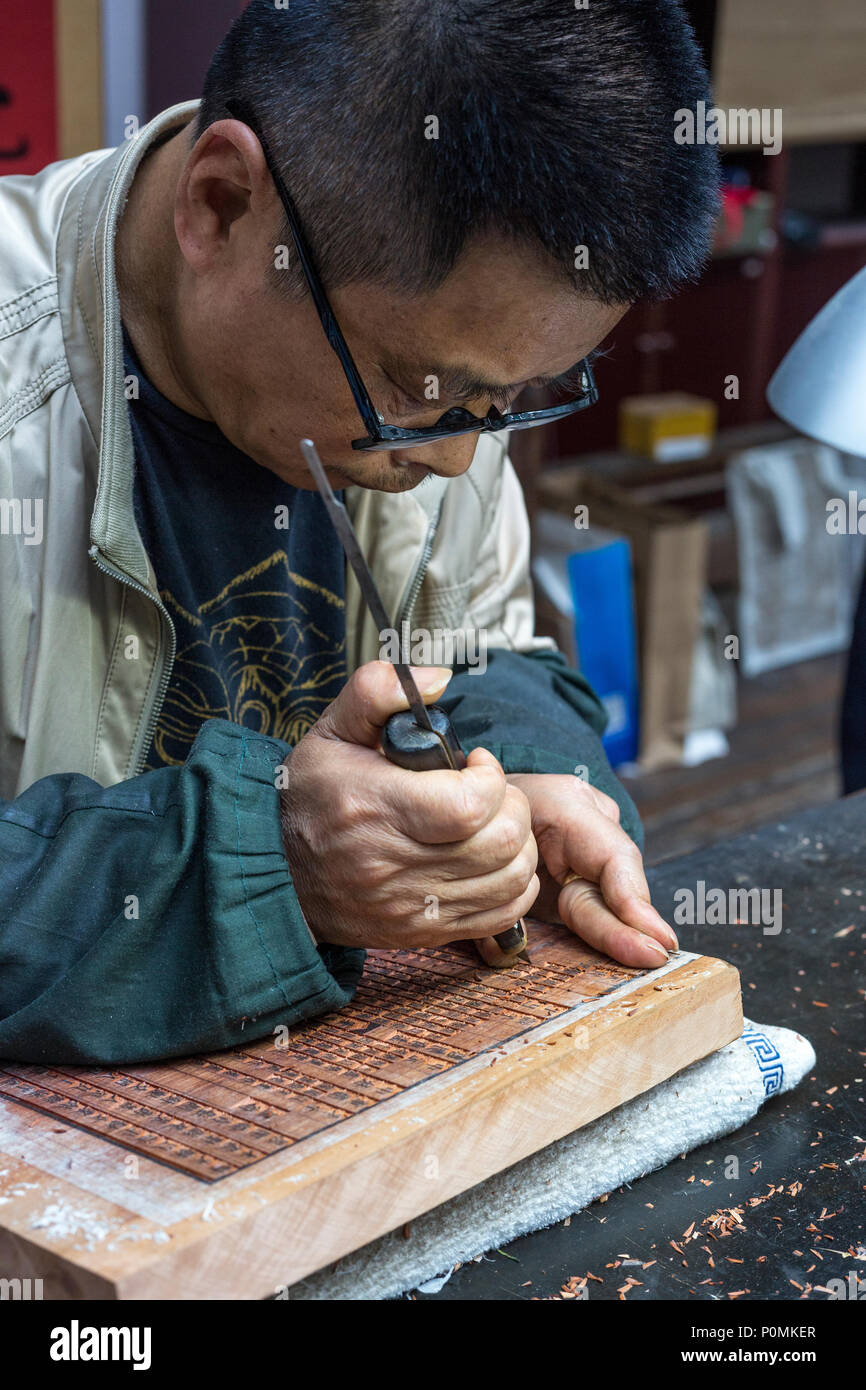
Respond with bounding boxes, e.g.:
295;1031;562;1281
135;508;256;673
382;706;468;772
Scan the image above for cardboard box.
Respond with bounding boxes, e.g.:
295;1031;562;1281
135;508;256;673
619;392;717;464
714;0;866;144
537;468;709;770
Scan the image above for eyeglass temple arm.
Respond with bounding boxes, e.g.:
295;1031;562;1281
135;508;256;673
225;98;383;439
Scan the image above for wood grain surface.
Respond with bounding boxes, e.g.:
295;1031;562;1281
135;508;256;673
0;923;742;1298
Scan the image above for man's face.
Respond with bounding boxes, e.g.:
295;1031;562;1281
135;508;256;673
170;124;628;492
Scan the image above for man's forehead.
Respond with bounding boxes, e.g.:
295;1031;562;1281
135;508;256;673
393;355;531;397
384;308;625;396
337;226;630;389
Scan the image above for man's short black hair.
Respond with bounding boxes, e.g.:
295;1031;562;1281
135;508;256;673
199;0;720;304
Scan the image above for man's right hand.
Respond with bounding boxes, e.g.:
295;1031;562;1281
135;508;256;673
279;662;539;951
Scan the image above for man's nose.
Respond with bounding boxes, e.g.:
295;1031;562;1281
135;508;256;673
400;432;482;478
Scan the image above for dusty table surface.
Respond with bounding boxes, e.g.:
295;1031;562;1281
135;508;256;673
423;793;865;1301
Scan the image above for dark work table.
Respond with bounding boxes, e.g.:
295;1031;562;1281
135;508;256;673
425;794;866;1301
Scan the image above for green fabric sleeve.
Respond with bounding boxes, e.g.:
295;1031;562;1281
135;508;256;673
439;647;643;849
0;719;364;1064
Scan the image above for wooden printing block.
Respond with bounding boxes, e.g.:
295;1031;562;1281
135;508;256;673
0;922;741;1298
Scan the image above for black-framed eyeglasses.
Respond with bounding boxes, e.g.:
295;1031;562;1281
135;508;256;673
226;97;599;453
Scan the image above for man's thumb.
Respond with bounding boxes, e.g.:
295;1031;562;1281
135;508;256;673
316;661;452;748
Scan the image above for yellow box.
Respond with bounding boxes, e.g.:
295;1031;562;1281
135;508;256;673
619;393;717;463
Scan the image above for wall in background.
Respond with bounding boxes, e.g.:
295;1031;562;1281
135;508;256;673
0;0;57;175
0;0;246;173
101;0;145;146
145;0;243;120
0;0;102;172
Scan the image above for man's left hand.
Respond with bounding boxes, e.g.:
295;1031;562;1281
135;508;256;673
481;773;678;969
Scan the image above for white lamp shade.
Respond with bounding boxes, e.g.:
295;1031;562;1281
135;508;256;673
767;265;866;459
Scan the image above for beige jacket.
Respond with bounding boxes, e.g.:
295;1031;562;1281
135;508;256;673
0;101;547;801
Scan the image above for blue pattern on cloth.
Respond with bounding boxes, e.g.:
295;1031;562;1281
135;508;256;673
742;1028;785;1095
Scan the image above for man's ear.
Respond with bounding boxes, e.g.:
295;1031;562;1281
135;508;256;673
174;119;275;275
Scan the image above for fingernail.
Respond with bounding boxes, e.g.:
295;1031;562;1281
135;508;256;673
645;939;670;962
411;666;452;695
642;904;678;951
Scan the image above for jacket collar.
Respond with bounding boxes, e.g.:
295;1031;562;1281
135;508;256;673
58;101;200;584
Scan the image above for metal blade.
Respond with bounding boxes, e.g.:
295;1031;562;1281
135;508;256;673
299;438;436;735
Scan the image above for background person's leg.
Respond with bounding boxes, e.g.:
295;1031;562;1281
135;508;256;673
841;567;866;793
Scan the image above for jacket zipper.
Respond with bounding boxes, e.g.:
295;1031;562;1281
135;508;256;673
88;545;176;776
395;507;439;631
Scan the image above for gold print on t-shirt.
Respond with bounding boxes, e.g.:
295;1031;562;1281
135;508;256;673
145;551;346;768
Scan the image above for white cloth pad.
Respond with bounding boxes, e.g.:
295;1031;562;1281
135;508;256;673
285;1020;815;1300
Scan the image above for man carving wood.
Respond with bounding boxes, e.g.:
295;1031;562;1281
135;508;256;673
0;0;719;1062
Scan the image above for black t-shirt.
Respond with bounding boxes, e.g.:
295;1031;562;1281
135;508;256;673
124;332;347;770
